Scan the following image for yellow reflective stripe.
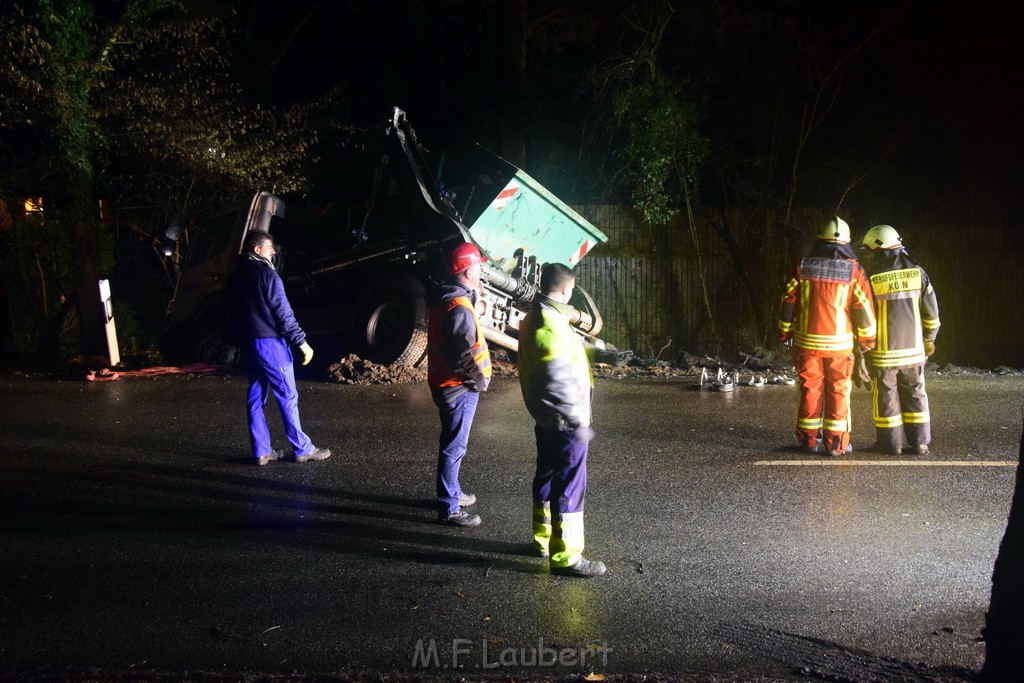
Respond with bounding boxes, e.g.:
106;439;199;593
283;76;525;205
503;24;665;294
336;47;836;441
798;280;811;334
922;317;940;330
532;502;552;554
876;299;888;352
834;284;849;335
874;414;903;428
784;278;799;296
871;347;926;367
549;512;585;568
824;419;848;432
903;411;929;424
872;379;881;424
799;331;855;342
853;280;874;308
794;332;854;351
779;320;792;332
798;417;824;430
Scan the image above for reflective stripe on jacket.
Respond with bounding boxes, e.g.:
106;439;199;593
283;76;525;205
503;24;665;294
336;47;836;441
865;250;940;368
518;297;593;431
779;243;877;356
427;285;491;400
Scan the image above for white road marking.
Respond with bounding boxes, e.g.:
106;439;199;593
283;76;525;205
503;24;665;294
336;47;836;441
755;459;1017;467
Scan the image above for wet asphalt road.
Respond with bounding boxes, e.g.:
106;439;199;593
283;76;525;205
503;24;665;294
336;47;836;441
0;371;1021;681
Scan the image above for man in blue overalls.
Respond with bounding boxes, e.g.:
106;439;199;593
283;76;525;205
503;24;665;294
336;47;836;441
227;229;330;466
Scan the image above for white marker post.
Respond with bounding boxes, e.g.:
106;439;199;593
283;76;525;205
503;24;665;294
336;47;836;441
98;279;120;367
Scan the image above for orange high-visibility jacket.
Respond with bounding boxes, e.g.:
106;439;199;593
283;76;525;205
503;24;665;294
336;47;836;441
427;288;492;398
779;246;877;357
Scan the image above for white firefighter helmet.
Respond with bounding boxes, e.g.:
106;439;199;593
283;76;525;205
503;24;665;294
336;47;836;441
861;224;903;250
818;216;851;243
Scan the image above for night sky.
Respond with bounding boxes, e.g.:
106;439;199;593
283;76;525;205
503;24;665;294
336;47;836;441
213;0;1022;231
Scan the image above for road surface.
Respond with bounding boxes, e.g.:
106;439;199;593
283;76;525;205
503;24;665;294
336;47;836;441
0;370;1020;681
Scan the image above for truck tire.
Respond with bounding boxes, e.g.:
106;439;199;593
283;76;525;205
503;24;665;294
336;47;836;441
193;320;240;367
354;281;428;367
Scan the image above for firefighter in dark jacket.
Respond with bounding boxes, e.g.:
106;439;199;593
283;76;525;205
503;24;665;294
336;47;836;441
779;216;877;456
518;262;606;578
226;229;331;466
856;225;940;455
427;242;492;527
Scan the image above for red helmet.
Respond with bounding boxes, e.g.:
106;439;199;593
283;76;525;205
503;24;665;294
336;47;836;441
448;242;487;275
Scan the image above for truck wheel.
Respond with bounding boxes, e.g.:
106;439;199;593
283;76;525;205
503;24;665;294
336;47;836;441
355;284;427;367
193;323;240;367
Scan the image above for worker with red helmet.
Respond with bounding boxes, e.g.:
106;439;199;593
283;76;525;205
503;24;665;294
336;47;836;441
427;241;492;527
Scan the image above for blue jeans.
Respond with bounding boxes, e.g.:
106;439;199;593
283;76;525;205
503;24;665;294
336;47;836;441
436;390;480;514
244;337;314;460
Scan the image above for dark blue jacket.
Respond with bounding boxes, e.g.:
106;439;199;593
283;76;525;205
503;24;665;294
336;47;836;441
427;281;491;402
226;253;305;346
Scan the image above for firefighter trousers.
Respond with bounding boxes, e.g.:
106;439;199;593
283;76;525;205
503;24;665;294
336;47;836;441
531;424;589;569
870;364;930;452
795;353;854;452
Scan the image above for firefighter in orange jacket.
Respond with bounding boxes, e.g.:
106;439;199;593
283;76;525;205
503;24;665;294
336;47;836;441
427;242;492;527
779;216;877;456
856;225;940;456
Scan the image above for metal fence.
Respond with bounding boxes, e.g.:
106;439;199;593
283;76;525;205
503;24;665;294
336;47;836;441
573;205;1024;368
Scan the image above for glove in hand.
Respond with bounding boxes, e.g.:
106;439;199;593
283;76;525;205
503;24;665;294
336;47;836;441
923;340;936;357
299;341;314;366
779;331;792;348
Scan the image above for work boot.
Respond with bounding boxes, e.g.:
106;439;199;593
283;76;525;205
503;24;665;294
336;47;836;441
295;447;331;463
255;449;284;466
439;508;481;527
826;444;854;458
913;444;929;455
801;442;822;455
552;557;607;578
458;492;477;507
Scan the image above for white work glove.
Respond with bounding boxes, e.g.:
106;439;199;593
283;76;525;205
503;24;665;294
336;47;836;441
299;341;314;366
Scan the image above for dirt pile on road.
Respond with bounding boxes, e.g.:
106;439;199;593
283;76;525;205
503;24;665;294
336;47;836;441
328;354;427;385
326;353;519;385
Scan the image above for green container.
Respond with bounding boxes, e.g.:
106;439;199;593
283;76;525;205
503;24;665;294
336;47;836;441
467;169;608;272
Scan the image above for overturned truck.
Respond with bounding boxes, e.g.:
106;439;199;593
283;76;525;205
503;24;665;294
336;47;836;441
161;108;612;368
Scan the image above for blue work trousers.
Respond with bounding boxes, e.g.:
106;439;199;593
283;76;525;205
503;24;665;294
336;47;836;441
532;424;590;567
436;390;480;514
532;424;589;514
244;337;314;460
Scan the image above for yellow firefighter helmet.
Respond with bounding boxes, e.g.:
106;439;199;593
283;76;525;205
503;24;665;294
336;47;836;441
818;216;851;243
861;224;903;250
